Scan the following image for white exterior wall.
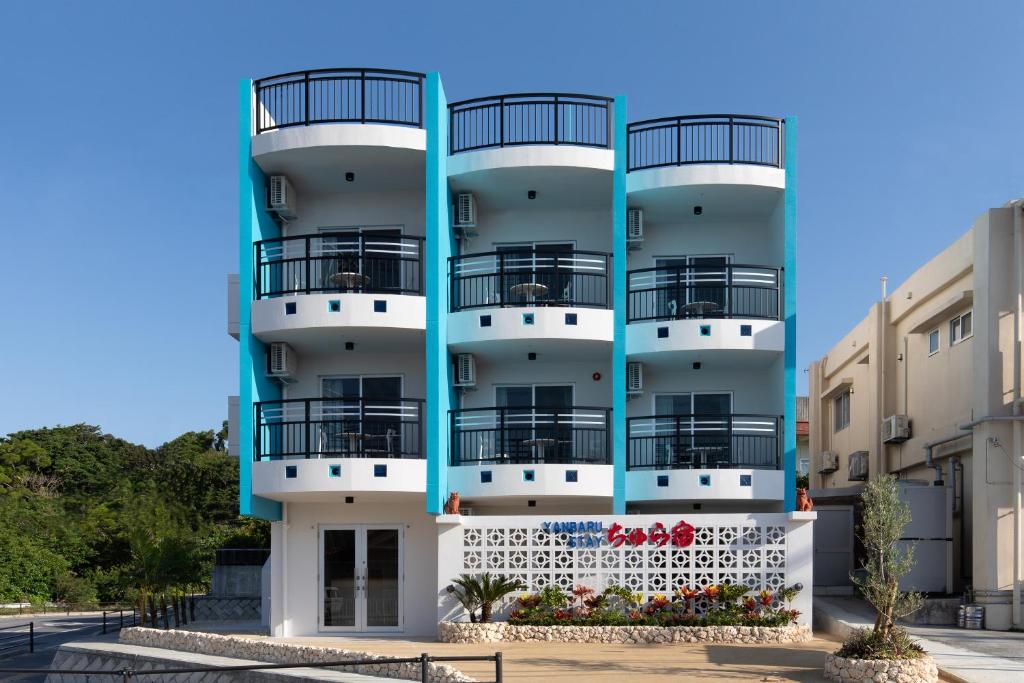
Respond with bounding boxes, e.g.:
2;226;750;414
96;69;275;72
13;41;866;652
282;351;425;402
467;206;611;253
628;217;781;272
283;190;425;239
460;359;612;410
627;358;784;418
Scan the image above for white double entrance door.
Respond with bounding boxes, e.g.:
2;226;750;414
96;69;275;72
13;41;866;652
319;525;403;632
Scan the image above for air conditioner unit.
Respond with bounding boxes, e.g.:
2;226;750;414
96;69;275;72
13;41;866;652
269;175;297;220
882;414;911;444
818;451;839;474
454;193;477;228
455;353;476;388
268;342;297;383
626;362;643;394
627;208;643;245
848;450;869;482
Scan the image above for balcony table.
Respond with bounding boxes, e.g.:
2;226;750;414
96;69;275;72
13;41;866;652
522;437;558;461
681;300;721;316
330;272;370;289
509;282;549;303
342;432;369;454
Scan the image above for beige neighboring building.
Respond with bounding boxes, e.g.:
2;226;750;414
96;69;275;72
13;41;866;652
808;201;1024;630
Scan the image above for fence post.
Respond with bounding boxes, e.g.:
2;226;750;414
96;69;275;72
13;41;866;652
495;652;503;683
121;668;133;683
102;611;108;634
28;622;33;653
419;652;429;683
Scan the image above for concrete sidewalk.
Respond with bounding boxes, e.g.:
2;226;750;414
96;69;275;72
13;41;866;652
814;596;1024;683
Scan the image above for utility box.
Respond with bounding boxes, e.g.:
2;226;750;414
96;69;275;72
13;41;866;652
897;480;953;593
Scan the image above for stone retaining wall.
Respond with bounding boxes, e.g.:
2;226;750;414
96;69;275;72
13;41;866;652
824;653;938;683
438;621;812;644
119;628;473;683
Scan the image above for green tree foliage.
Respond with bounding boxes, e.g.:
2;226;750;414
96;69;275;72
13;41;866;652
0;424;267;605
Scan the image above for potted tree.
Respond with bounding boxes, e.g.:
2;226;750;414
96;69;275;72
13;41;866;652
825;475;938;683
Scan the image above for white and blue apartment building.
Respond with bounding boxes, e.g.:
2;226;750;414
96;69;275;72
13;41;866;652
228;68;810;637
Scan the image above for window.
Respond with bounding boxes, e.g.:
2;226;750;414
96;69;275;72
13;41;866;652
834;390;850;433
950;310;973;345
928;329;940;356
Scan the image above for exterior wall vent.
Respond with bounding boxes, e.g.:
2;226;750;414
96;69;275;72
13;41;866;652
269;175;297;220
455;353;476;388
455;192;477;228
882;415;911;444
627;208;643;246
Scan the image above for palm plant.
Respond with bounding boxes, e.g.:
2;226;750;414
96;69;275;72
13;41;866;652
449;573;526;623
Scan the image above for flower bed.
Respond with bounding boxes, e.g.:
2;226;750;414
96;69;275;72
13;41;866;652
824;653;937;683
439;621;812;644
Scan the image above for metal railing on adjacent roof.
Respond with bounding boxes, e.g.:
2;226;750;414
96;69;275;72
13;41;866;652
254;69;425;134
449;93;613;154
627;114;784;171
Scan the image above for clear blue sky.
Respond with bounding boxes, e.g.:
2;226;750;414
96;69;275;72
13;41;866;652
0;1;1020;447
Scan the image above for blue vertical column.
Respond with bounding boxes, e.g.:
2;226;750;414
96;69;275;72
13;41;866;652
425;72;454;515
782;117;798;512
239;79;282;521
612;96;629;515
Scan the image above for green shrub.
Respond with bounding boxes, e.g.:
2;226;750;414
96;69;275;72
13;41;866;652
836;628;924;660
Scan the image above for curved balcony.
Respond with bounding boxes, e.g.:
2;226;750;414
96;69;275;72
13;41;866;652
448;406;612;501
626;114;785;217
250;233;425;349
251;69;426;187
626;413;782;504
252;397;425;501
447;93;614;183
626;264;783;363
447;249;613;356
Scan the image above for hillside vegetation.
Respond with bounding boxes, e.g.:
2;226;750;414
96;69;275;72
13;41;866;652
0;424;265;607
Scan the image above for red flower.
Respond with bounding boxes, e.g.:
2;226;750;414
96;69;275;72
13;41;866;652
703;585;721;601
509;610;524;620
744;597;758;612
554;609;572;621
572;585;595;598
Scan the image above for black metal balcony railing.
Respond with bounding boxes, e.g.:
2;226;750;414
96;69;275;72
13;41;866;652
255;233;423;299
254;69;425;134
255;398;424;461
627;414;781;470
449;93;613;154
451;406;611;466
450;250;611;311
627;264;781;322
627;115;783;172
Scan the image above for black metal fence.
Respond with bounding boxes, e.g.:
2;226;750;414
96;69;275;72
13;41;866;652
627;414;781;470
0;651;503;683
449;93;613;154
450;250;611;311
0;622;32;658
256;233;423;299
215;548;271;566
451;407;611;465
254;69;424;134
255;398;424;461
627;264;781;322
627;115;783;171
102;609;137;634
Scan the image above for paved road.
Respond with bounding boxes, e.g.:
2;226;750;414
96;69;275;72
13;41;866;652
0;613;123;682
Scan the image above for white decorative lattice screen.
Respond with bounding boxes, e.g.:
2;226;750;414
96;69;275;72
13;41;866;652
458;522;789;597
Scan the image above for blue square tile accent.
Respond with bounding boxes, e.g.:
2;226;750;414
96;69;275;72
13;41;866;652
328;300;341;312
285;465;297;479
565;313;578;326
522;313;535;325
373;300;387;313
328;464;341;478
657;326;669;338
480;470;492;484
740;324;752;336
740;474;752;487
480;314;492;327
657;474;669;487
374;464;387;477
285;301;297;315
700;325;711;337
698;474;712;487
523;469;536;482
565;470;578;483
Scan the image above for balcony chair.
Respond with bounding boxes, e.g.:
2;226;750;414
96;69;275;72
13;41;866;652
364;428;397;457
